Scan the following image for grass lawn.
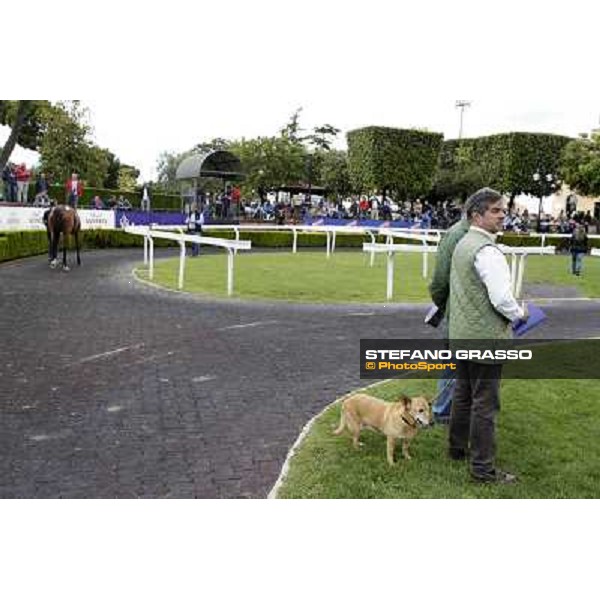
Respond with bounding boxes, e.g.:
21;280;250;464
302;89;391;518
524;254;600;298
136;250;600;303
275;379;600;498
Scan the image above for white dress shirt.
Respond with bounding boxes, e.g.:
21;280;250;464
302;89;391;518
471;226;525;322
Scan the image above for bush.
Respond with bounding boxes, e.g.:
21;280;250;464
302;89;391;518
347;126;443;200
499;233;600;253
48;184;181;211
0;231;48;262
0;229;179;263
439;132;572;199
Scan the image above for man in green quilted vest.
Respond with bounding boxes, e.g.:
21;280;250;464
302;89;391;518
448;187;527;484
428;206;471;423
430;217;470;317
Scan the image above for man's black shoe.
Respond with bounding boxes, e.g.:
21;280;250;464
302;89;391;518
448;448;468;461
471;470;517;484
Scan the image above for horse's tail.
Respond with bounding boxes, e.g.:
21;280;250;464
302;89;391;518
51;208;66;237
73;211;81;234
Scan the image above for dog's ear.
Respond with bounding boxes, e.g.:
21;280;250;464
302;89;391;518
400;394;412;408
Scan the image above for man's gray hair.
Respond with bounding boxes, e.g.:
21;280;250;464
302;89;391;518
464;187;503;219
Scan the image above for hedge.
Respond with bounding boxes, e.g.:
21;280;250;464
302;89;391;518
347;126;443;200
0;230;178;263
497;232;600;253
2;229;597;264
439;132;572;198
0;229;416;262
47;184;181;211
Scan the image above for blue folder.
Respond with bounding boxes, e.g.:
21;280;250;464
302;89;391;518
512;303;547;337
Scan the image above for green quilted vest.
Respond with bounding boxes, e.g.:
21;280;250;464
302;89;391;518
448;228;512;341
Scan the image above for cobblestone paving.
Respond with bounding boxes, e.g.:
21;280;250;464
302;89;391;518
1;249;599;498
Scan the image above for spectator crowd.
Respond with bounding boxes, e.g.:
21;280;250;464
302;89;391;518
1;164;134;210
2;163;598;234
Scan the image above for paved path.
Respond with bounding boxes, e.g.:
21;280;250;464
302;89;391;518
1;249;599;498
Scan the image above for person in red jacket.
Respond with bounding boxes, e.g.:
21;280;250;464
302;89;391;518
16;163;31;203
65;172;84;207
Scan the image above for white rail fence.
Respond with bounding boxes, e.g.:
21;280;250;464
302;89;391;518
124;225;251;295
363;241;556;301
165;223;438;277
200;224;440;274
123;222;579;302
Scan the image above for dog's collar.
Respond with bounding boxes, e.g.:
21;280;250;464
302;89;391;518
401;414;418;428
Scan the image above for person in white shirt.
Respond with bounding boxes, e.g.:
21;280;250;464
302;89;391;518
186;207;205;256
448;187;528;484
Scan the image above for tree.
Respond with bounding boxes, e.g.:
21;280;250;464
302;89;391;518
155;149;194;193
280;107;340;150
316;149;351;199
430;140;490;202
103;151;121;189
305;124;341;151
84;145;112;188
192;138;230;154
117;164;141;192
431;164;488;203
0;101;31;173
229;136;305;201
38;101;97;185
560;132;600;197
0;100;54;172
153;111;341;200
1;100;139;190
279;107;304;143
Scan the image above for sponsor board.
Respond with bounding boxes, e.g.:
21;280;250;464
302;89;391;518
0;207;115;231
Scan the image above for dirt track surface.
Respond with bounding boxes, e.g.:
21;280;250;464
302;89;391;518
1;249;599;498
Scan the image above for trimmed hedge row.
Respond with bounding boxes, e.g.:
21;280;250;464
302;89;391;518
47;184;181;211
497;232;599;253
347;126;443;200
439;133;572;197
1;229;598;263
0;230;178;263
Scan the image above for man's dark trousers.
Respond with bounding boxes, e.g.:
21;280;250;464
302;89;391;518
449;359;503;480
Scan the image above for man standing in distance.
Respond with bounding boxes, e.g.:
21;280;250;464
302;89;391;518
448;188;527;483
65;172;83;208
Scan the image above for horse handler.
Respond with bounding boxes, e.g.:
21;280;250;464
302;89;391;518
43;201;56;261
186;207;204;256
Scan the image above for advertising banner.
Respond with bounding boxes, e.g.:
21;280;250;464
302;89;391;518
0;207;115;231
114;210;186;228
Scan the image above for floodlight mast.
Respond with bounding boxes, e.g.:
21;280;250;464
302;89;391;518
455;100;472;139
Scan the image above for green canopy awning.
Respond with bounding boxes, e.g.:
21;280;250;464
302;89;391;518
175;150;244;181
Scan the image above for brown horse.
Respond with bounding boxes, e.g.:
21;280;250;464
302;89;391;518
47;205;81;271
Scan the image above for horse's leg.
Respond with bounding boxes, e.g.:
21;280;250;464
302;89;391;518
62;233;69;271
50;230;59;268
75;231;81;266
46;228;52;261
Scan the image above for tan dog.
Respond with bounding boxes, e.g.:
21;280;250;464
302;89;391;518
333;393;432;465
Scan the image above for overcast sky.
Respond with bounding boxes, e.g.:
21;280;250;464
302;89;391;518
5;0;599;183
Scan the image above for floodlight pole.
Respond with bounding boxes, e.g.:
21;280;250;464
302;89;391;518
455;100;472;139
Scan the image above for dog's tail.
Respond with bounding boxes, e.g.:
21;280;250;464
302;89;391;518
333;404;346;435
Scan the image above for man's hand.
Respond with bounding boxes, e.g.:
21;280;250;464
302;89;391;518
512;303;529;331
